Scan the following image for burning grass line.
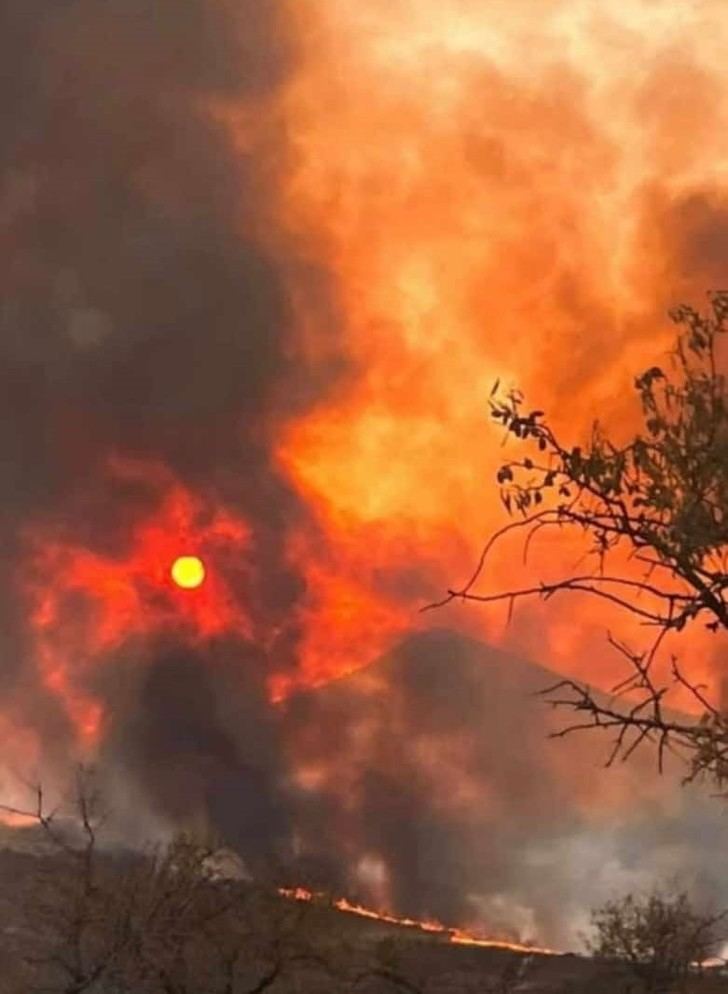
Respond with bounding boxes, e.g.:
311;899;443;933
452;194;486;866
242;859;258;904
278;887;561;956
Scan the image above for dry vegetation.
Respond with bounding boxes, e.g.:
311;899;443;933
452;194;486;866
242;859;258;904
2;799;728;994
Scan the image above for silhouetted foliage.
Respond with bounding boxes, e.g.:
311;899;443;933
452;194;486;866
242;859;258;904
588;889;725;993
432;291;728;786
0;768;341;993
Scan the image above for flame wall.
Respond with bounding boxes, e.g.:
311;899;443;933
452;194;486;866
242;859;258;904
2;0;728;947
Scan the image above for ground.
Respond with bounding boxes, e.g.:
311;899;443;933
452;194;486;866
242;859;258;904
1;834;727;993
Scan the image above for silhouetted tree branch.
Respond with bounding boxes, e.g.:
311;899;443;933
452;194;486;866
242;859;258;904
2;769;342;993
431;291;728;786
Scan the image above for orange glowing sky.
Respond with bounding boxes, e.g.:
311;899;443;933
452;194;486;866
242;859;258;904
268;0;728;704
18;0;728;752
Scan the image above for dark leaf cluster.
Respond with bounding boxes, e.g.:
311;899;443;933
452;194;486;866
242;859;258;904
430;292;728;786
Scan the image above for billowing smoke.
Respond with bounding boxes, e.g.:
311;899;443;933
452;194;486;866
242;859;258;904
283;630;728;948
0;0;313;758
1;0;296;501
0;0;318;866
2;0;728;952
104;638;291;873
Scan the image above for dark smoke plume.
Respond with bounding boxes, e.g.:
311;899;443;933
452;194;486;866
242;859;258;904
0;0;316;766
106;638;292;874
1;1;295;500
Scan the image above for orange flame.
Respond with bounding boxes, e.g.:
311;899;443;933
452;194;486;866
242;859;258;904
279;887;559;955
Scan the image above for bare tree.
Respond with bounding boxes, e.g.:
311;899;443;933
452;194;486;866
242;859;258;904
587;889;725;993
0;766;141;994
430;290;728;785
0;769;340;994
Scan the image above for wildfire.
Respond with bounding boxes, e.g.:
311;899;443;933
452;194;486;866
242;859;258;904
4;0;728;958
279;887;559;956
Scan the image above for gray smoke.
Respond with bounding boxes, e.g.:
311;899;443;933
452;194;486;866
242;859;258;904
282;630;728;948
104;637;291;874
0;0;320;766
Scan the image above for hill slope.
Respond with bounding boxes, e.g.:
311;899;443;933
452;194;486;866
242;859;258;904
282;628;728;947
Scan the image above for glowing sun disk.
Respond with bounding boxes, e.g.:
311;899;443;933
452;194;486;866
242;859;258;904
171;555;206;589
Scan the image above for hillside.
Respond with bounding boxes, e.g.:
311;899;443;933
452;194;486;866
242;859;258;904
281;628;726;948
1;841;726;993
2;629;728;990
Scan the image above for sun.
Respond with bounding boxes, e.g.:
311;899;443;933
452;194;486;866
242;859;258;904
171;555;206;590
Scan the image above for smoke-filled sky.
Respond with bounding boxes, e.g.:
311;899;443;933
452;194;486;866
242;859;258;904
2;0;728;948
